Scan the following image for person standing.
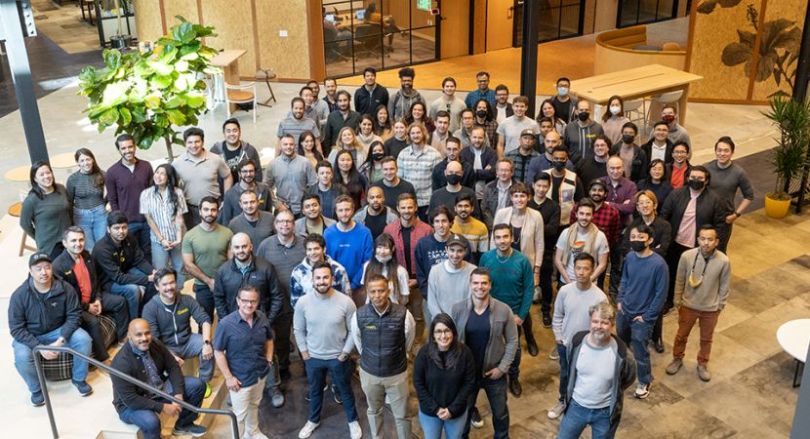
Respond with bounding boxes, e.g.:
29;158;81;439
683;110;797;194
266;134;318;217
482;159;516;229
351;274;416;439
295;262;362;439
228;190;276;248
703;136;754;252
616;224;668;399
278;97;322;154
20;161;72;258
372;157;417;210
460;126;497;204
306;160;345;219
291;233;352;307
214;286;276;439
296;193;337;237
10;252;94;405
355;67;390;116
140;164;188;286
465;72;497;108
427;234;476;319
389;67;425;120
547;253;608;420
323;90;362;155
557;302;636;439
554;200;610;288
106;134;154;257
325;195;375;290
666;225;730;382
564;100;605;164
416;206;459;303
430;78;466;132
550;77;577;122
181;197;234;321
67;148;107;251
414;313;476;439
397;123;443;221
111;319;207;438
219;159;273;225
451;268;518;439
505;129;541;183
495;96;539;158
610;122;649;183
172;127;233;228
479;224;535;396
451;194;489;263
353;185;398;240
641;121;674;165
528;173;561;323
210;118;264;182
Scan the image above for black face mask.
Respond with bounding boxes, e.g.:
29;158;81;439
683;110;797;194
372;153;385;161
552;161;566;171
446;174;462;185
577;112;590;122
622;134;635;144
630;240;647;252
476;110;488;118
688;179;706;191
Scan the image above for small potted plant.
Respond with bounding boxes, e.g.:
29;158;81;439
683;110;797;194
109;0;133;49
763;95;810;218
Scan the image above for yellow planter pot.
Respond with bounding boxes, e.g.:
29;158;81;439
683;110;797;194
765;194;791;219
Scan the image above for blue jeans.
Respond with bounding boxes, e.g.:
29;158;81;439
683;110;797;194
616;310;653;385
557;342;569;401
12;327;92;393
462;375;509;439
150;240;185;286
111;281;143;321
304;357;358;423
419;410;468;439
73;205;107;252
167;334;214;382
128;221;152;261
118;376;205;439
558;399;614;439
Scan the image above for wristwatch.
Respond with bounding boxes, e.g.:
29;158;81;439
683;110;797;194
204;340;211;345
734;211;742;217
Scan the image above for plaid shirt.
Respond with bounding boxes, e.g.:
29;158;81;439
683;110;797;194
397;144;442;207
475;119;499;148
569;202;622;247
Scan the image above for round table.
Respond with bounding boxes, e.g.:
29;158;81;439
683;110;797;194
4;165;30;182
50;152;77;169
776;318;810;387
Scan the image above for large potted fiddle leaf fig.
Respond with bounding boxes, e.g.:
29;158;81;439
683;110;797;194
79;16;218;160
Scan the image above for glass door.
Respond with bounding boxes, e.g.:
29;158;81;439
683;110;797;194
512;0;586;47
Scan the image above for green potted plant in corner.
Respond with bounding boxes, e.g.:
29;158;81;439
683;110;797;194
109;0;133;49
763;94;810;218
79;17;218;161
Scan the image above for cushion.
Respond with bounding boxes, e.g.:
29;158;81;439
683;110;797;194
42;314;118;381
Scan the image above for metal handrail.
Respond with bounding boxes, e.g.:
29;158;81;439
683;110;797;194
32;345;239;439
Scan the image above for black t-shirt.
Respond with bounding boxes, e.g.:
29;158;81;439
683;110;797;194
364;210;389;240
512;226;522;250
222;144;243;179
402;226;413;276
466;307;491;370
552;97;572;123
374;180;417;210
576;157;608;188
550;175;564;203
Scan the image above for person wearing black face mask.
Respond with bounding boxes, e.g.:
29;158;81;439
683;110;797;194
610;122;649;183
544;146;585;229
616;224;668;400
429;160;481;219
473;99;500;147
660;166;726;328
563;100;604;164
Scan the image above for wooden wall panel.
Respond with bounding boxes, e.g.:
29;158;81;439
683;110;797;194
200;0;257;77
472;0;487;54
750;0;806;100
255;0;311;79
161;0;198;29
440;0;470;58
486;0;513;51
133;0;164;43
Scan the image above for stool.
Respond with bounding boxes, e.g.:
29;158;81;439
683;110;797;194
42;315;117;381
255;68;277;107
8;202;36;256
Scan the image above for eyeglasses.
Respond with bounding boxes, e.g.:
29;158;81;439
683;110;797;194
433;328;452;335
276;219;294;224
238;298;259;305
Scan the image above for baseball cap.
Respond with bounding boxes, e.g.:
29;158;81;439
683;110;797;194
520;129;536;138
446;234;469;249
29;252;52;267
588;178;608;191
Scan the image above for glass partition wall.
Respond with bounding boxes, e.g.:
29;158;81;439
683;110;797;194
322;0;439;78
617;0;678;27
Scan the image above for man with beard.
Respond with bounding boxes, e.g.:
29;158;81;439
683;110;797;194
397;123;442;221
426;233;476;319
295;194;337;237
305;160;345;219
295;262;361;439
324;195;374;291
451;193;489;263
575;135;610;187
220;159;273;225
545;147;585;229
563;100;604;164
570;180;621;294
389;67;425;120
374;157;417;211
432;137;475;190
266;134;318;217
323;90;362;155
525;131;576;185
460;126;497;204
277;97;321;151
291;233;352;307
557;302;635;439
228;190;275;248
181;197;234;321
211;118;263;182
106;133;153;257
429;160;478;216
353;185;398;240
506;129;541;183
554;200;610;288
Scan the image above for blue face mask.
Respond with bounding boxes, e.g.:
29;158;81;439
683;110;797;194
557;87;569;97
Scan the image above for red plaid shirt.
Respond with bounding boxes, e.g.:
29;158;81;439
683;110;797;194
569;202;622;247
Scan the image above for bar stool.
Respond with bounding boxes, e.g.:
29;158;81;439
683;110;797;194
255;68;277;107
8;202;36;256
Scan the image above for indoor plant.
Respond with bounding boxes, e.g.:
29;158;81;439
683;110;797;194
79;17;218;161
763;94;810;218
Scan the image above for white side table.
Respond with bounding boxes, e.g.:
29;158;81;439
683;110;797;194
776;318;810;387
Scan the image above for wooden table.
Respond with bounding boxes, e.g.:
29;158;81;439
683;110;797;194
777;319;810;387
4;165;30;182
210;49;247;112
570;64;703;124
50;152;77;169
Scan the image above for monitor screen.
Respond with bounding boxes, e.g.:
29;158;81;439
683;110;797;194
355;10;366;21
325;13;336;24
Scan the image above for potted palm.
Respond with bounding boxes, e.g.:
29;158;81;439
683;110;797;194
763;95;810;218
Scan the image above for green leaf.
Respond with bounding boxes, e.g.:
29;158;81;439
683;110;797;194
186;93;206;108
148;60;174;76
166;109;187;126
153;75;173;89
144;94;162;109
99;108;120;126
119;107;132;126
131;107;147;123
103;49;122;69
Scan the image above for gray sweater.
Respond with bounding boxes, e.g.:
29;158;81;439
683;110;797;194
552;283;608;346
674;248;731;311
704;160;754;211
427;260;476;318
142;294;210;348
228;211;275;248
293;289;356;360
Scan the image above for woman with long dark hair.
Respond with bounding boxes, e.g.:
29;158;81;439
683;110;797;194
139;163;188;285
537;98;566;135
334;149;368;208
359;140;386;184
66;148;107;251
373;104;393;140
637;159;673;213
414;313;476;439
20;161;72;258
405;101;435;135
357;114;383;152
473;99;498;147
297;130;323;169
362;233;410;304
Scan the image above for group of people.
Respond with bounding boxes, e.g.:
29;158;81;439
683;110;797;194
10;67;747;439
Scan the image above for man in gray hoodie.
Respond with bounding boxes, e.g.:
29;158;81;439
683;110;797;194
564;100;604;163
388;67;425;120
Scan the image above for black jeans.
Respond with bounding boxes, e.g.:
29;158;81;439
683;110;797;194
539;252;555;315
192;283;215;324
521;312;537;349
665;242;692;310
272;311;294;371
462;375;509;439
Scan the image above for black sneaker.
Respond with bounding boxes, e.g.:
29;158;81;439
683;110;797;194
526;340;539;357
331;384;343;404
72;380;93;397
173;423;207;437
509;378;523;397
470;406;484;428
542;313;552;328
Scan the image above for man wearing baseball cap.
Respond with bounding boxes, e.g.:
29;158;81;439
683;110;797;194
505;129;541;183
427;233;477;321
9;252;94;406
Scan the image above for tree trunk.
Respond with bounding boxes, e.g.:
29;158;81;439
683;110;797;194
164;136;174;163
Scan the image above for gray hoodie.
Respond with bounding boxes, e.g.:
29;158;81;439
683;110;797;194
142;294;210;348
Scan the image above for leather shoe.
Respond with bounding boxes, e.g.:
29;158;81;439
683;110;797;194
527;340;539;357
542;313;552;328
509;378;522;397
654;339;665;353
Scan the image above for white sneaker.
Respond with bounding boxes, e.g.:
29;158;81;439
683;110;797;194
549;349;560;360
348;420;362;439
547;401;566;419
298;421;320;439
634;383;650;399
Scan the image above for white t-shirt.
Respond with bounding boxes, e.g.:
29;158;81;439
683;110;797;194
496;116;539;155
556;226;609;282
572;337;617;409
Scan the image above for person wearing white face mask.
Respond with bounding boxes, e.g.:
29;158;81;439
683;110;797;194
600;95;631;146
551;77;577;123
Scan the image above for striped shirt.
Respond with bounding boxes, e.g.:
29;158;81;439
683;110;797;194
451;217;490;256
139;187;188;243
66;170;105;210
277;115;320;145
396;144;442;207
